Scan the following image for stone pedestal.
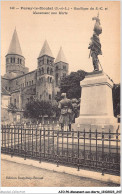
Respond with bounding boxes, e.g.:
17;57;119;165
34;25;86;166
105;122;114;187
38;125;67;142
74;71;118;131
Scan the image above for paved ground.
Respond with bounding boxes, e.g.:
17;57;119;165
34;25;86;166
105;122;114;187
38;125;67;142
1;159;119;187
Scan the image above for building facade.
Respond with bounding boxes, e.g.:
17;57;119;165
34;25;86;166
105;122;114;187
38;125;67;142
1;29;69;124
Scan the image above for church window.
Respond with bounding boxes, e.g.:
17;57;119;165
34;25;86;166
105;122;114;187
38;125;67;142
63;65;66;70
47;67;49;74
13;58;15;63
42;67;44;74
14;99;16;106
11;57;12;63
32;80;33;85
18;58;19;64
56;73;58;86
50;77;52;83
50;68;53;75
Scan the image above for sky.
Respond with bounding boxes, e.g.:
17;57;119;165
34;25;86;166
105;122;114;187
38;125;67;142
1;1;120;83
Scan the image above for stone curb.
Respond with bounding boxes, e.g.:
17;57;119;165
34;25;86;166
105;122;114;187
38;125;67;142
1;154;120;185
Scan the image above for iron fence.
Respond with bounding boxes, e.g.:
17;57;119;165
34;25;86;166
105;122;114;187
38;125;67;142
1;125;120;176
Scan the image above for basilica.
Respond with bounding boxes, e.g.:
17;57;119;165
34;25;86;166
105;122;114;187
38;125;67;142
1;29;69;124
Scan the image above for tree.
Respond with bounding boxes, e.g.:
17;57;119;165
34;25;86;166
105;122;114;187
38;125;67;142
24;100;59;122
8;103;17;114
112;84;120;117
60;70;87;99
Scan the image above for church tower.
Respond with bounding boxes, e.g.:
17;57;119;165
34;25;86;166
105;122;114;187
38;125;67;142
36;40;55;101
55;47;69;87
5;28;28;76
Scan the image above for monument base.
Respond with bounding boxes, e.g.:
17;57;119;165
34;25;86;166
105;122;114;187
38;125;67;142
73;71;118;132
75;115;117;125
72;122;119;133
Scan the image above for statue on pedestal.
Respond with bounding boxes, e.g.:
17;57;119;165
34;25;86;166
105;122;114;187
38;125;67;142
58;93;72;131
88;13;102;71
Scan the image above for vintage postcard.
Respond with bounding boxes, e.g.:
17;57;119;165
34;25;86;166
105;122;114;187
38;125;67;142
1;1;121;193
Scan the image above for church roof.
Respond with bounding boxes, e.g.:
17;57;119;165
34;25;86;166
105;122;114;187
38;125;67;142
55;47;68;64
7;28;23;56
38;40;54;58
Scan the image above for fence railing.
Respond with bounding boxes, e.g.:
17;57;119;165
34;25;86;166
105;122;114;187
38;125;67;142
1;125;120;176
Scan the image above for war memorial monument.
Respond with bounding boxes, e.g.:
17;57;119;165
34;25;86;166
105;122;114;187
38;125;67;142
74;14;118;132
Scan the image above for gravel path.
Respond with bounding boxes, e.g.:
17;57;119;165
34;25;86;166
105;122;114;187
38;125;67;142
1;159;119;187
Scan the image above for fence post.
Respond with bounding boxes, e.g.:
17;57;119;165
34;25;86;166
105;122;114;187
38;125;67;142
36;127;37;157
24;128;26;160
18;127;19;154
8;126;10;153
48;130;50;158
11;125;13;157
77;131;80;171
84;129;85;165
67;131;69;163
32;128;33;158
72;130;74;164
44;129;45;158
53;130;54;159
2;125;3;149
89;129;91;169
102;132;104;175
39;129;41;163
116;126;119;167
21;126;22;154
96;129;98;168
57;131;59;167
14;126;16;154
109;129;111;171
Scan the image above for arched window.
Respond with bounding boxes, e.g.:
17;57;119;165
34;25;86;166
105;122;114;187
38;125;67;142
56;73;58;86
20;59;22;64
47;67;49;74
14;99;16;106
11;57;12;63
50;77;52;83
50;68;53;75
13;58;15;63
42;67;44;74
18;58;19;64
